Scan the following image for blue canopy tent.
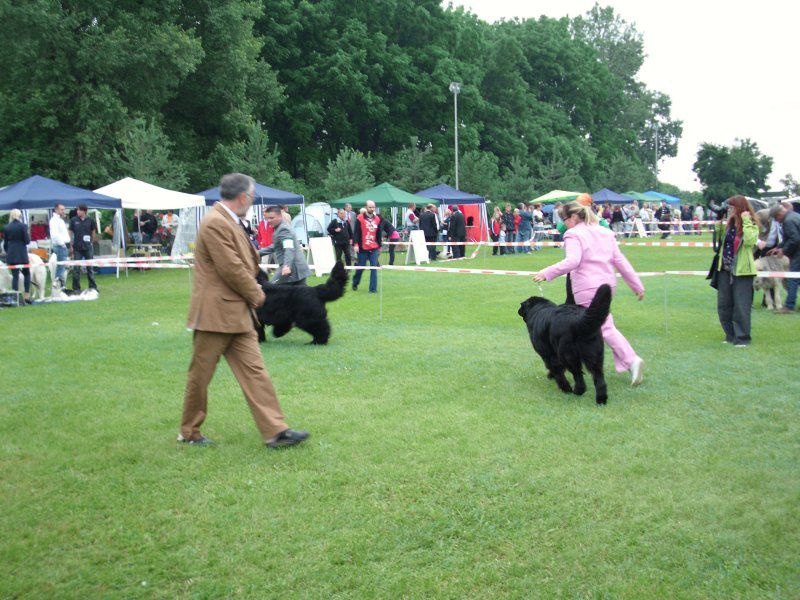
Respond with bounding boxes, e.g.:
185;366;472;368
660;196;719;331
415;183;488;242
0;175;124;277
644;190;682;206
197;182;304;207
592;188;633;204
0;175;121;211
192;181;307;251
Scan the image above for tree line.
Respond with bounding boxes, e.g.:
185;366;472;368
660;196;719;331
2;1;788;204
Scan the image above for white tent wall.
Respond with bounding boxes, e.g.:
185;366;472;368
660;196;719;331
172;205;209;258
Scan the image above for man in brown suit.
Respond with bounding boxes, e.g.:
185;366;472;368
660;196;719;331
179;173;309;448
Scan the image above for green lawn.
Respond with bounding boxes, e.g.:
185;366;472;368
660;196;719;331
1;243;798;598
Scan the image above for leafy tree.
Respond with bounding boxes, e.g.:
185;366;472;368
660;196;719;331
388;137;440;192
216;121;294;190
0;0;203;187
322;147;375;200
594;153;654;192
571;3;644;88
693;139;773;201
499;156;536;202
458;150;501;200
779;173;800;196
537;148;588;193
115;118;187;190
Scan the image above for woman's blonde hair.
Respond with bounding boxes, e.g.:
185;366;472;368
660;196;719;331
9;209;22;221
558;200;599;226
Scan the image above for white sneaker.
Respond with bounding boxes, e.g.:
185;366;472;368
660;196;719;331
630;357;644;386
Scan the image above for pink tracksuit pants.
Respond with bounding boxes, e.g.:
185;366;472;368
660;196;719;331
574;288;639;373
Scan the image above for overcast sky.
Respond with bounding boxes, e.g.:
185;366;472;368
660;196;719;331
450;0;799;193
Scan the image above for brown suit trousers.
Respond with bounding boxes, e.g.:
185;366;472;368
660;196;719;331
181;329;288;442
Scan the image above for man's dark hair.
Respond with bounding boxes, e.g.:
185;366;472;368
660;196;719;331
219;173;254;201
54;203;64;210
265;205;282;216
77;204;88;212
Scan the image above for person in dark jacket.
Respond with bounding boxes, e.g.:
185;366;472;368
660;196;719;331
654;201;672;239
501;203;515;254
769;202;800;313
2;209;31;301
419;204;439;261
327;208;352;265
447;205;467;258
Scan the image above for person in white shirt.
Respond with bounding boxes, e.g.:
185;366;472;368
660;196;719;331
161;209;178;234
49;203;70;288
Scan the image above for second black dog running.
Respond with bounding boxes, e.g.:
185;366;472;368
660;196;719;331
518;284;612;405
255;261;348;345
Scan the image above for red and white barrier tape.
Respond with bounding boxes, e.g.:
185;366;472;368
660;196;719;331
3;257;798;279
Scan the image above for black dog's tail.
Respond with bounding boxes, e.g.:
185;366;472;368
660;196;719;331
315;261;348;303
574;284;612;337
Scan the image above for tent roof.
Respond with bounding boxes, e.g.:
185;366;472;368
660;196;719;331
592;188;632;204
329;182;425;208
532;189;580;204
623;191;655;202
643;190;681;204
197;182;304;206
95;177;204;210
415;183;485;204
0;175;122;210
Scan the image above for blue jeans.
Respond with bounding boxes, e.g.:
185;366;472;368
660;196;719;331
517;229;532;253
785;255;800;309
53;244;68;282
352;249;379;292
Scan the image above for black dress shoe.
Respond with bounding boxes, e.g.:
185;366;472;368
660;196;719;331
177;434;215;446
267;429;310;448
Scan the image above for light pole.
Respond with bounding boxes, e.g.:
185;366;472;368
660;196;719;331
449;82;461;190
654;121;660;180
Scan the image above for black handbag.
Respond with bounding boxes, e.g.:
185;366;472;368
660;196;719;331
707;251;720;289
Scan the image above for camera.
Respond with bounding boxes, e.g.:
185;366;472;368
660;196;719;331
707;199;729;220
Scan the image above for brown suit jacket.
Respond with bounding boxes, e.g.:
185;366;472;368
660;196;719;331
187;203;263;333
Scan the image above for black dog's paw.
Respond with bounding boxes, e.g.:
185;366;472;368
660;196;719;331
573;383;587;396
596;395;608;406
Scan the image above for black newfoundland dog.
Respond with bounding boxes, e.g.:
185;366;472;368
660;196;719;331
518;284;612;405
255;261;348;344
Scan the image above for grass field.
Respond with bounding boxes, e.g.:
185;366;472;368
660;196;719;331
1;241;798;598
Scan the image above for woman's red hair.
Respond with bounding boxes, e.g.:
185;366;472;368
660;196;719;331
726;195;759;235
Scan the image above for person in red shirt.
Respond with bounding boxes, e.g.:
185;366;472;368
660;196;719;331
256;205;274;248
351;201;383;293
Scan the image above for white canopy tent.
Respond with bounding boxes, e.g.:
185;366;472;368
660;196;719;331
95;178;205;211
94;178;206;271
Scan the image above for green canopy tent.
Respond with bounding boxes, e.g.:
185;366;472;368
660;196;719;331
532;190;581;204
329;182;435;210
623;191;654;203
330;182;436;229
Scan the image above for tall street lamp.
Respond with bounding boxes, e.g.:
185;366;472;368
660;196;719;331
654;121;660;180
449;82;461;190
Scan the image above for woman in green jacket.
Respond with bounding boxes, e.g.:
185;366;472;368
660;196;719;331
715;195;761;346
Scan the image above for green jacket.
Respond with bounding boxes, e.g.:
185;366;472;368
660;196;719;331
715;215;758;276
556;217;610;235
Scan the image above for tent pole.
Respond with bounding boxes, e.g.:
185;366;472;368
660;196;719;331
301;197;309;246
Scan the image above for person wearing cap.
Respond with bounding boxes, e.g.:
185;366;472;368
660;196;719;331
533;200;646;386
767;201;800;313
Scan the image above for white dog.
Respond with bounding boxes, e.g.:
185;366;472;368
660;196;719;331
0;253;47;300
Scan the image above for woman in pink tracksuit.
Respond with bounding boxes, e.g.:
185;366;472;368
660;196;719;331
533;200;646;386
